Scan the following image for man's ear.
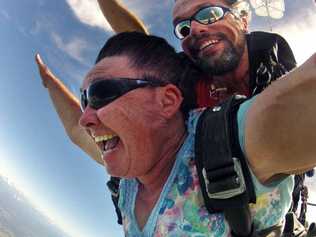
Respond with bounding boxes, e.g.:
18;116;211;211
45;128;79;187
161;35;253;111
232;1;250;32
157;84;183;119
240;14;249;32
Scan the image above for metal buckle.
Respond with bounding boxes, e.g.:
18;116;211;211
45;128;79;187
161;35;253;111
202;158;246;199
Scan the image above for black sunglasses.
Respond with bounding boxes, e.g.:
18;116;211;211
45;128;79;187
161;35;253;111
174;6;232;39
80;78;166;111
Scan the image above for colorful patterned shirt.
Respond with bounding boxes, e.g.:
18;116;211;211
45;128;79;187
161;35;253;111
118;99;294;237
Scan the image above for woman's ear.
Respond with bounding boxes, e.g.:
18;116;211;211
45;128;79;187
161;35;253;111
157;84;183;119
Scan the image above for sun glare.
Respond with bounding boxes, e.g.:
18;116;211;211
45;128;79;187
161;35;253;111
0;150;85;237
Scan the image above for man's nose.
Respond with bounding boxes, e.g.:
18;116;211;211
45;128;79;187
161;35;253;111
79;106;100;130
189;20;208;37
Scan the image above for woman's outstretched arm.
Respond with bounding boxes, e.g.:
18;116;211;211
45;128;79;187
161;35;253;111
35;54;103;165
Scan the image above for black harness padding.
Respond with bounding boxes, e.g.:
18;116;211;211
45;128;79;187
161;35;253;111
247;31;297;95
195;95;256;237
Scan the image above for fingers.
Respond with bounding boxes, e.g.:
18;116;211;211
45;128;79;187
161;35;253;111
35;53;48;73
35;53;55;88
35;53;42;65
35;53;47;71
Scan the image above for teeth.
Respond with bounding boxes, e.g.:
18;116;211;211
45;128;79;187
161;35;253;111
94;134;116;143
200;39;219;50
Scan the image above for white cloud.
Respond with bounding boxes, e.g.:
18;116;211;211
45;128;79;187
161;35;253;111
122;0;157;18
65;0;111;31
51;32;89;64
65;0;173;33
30;20;44;35
273;9;316;65
0;9;10;20
122;0;173;23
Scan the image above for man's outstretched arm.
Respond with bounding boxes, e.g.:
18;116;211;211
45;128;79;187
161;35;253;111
35;54;103;165
244;53;316;183
97;0;149;34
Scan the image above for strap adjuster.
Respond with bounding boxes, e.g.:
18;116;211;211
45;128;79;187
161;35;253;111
202;158;246;199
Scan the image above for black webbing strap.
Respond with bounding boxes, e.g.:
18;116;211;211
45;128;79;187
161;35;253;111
107;177;122;225
195;95;256;236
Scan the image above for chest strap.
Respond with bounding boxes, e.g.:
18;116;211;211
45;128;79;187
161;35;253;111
195;95;256;237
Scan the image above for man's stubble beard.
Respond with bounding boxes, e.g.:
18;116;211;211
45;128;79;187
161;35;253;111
195;32;246;76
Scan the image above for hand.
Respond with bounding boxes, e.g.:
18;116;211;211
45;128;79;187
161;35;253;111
35;53;57;88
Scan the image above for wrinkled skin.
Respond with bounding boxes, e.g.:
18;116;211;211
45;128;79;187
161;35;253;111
79;56;185;181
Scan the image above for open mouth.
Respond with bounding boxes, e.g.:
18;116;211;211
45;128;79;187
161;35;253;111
199;39;220;51
190;37;222;59
94;134;120;154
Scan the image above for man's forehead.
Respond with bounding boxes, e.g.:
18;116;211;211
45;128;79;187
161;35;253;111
173;0;227;22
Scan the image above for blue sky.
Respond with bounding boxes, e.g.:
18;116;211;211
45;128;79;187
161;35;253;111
0;0;316;236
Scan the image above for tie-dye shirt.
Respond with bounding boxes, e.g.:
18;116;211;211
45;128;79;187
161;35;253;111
118;99;294;237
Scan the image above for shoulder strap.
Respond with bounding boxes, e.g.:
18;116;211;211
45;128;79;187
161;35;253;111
195;95;256;237
107;177;122;225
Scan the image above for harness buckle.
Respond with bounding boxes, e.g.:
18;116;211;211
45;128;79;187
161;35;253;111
202;157;246;199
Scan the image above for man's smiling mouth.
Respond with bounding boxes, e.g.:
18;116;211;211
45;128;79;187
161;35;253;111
190;38;222;59
199;39;220;51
